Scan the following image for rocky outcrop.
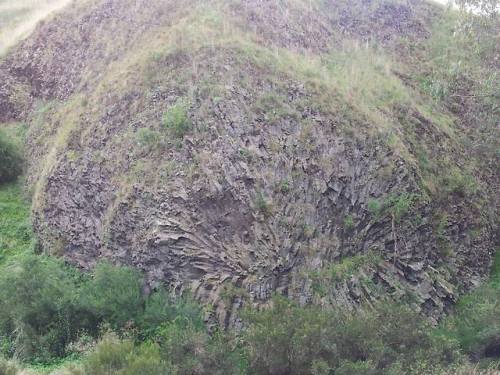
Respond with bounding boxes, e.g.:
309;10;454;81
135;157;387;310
0;0;496;326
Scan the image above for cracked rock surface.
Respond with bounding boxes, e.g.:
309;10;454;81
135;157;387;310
0;0;496;326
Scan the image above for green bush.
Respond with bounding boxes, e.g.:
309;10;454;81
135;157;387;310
0;253;483;374
242;296;337;375
79;333;171;375
0;130;22;184
143;294;245;374
80;262;143;330
441;168;477;197
441;251;500;363
155;320;207;374
162;99;191;138
155;320;245;375
343;214;355;231
241;296;460;375
447;285;500;359
139;288;204;339
0;183;33;265
367;199;382;219
70;326;245;375
0;254;80;362
255;192;272;217
384;193;417;222
0;257;147;362
83;334;133;374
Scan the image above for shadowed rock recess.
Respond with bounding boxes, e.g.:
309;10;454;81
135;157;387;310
0;0;497;326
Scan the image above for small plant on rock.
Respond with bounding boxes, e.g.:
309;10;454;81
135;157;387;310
343;214;355;231
162;99;192;139
136;128;162;152
255;192;273;217
279;179;291;194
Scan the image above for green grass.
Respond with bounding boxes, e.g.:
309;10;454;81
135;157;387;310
309;252;382;297
437;249;500;364
0;182;33;264
490;250;500;288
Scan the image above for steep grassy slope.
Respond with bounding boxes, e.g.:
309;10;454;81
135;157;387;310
0;183;32;264
0;124;31;263
0;0;72;56
0;0;497;328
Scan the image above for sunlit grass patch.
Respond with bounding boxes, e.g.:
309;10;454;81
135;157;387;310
0;182;33;264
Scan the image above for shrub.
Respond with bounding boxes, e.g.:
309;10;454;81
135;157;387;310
80;262;143;330
441;168;477;197
441;252;500;362
138;288;205;340
242;296;344;375
0;130;22;184
155;320;208;374
0;183;33;265
200;331;248;375
367;199;382;219
0;254;80;362
162;99;191;138
241;296;460;375
75;328;244;375
0;257;147;362
0;356;20;375
442;284;500;363
343;214;355;231
279;180;291;194
384;193;417;222
122;342;170;375
338;303;460;374
82;334;133;374
79;333;171;375
148;302;245;375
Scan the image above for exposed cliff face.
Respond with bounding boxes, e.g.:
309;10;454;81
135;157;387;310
0;0;497;326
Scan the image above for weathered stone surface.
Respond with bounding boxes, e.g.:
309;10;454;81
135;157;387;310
0;0;496;327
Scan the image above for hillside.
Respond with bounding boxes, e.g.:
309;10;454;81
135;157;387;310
0;0;72;55
1;0;498;321
0;0;498;373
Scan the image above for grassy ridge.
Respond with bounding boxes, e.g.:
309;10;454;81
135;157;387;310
0;0;72;55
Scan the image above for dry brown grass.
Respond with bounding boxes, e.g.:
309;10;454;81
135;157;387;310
0;0;72;55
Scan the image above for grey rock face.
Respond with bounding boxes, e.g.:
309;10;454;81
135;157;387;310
0;0;496;326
